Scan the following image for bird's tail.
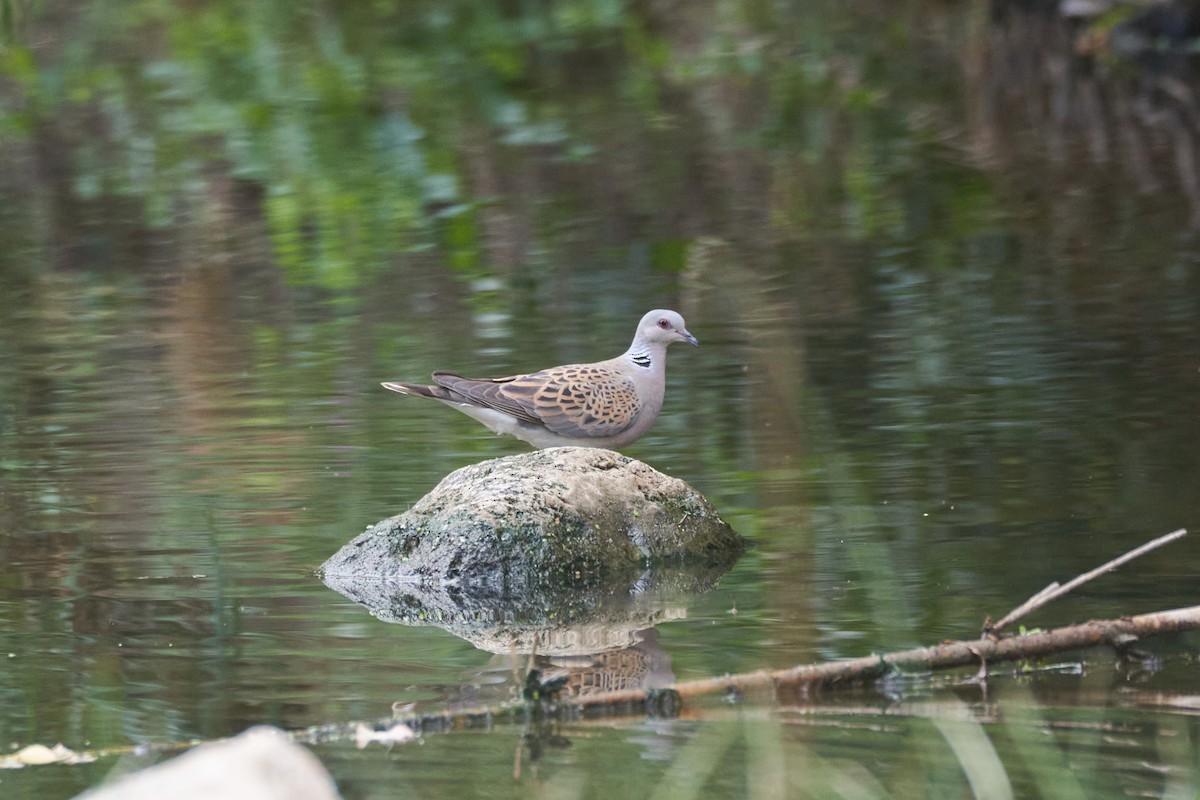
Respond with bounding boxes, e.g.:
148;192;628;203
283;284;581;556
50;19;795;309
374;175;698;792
381;381;455;400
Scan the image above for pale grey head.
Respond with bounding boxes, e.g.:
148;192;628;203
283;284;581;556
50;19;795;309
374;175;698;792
631;309;699;350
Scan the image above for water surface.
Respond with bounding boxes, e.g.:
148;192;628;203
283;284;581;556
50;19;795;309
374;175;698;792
1;1;1199;797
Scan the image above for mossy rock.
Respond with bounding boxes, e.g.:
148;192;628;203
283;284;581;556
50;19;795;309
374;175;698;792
320;447;746;591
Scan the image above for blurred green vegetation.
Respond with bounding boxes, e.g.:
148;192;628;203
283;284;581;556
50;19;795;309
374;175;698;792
0;0;999;291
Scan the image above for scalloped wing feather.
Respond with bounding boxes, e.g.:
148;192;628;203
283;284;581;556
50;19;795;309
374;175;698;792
434;365;641;438
508;365;642;438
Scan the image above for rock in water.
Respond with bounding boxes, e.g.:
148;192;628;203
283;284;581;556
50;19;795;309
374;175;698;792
321;448;745;590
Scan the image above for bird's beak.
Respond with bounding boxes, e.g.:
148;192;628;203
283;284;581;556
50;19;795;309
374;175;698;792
680;329;699;347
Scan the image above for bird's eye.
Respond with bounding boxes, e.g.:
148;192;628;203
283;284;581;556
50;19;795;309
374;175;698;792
657;318;670;329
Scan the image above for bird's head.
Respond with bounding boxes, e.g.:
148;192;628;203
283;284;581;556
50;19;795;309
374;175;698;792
638;309;699;348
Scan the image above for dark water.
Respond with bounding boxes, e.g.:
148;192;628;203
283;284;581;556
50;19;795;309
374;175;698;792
2;1;1200;797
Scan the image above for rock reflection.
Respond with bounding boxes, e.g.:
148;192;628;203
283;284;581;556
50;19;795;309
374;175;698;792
322;562;735;699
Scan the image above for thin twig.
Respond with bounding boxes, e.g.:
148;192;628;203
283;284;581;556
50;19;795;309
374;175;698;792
989;528;1187;635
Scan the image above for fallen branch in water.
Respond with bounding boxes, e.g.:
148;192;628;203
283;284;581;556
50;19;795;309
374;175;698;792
551;528;1193;716
555;603;1200;719
288;600;1200;744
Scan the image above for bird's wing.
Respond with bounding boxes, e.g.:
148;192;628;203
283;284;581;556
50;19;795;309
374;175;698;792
431;371;544;424
434;365;642;438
